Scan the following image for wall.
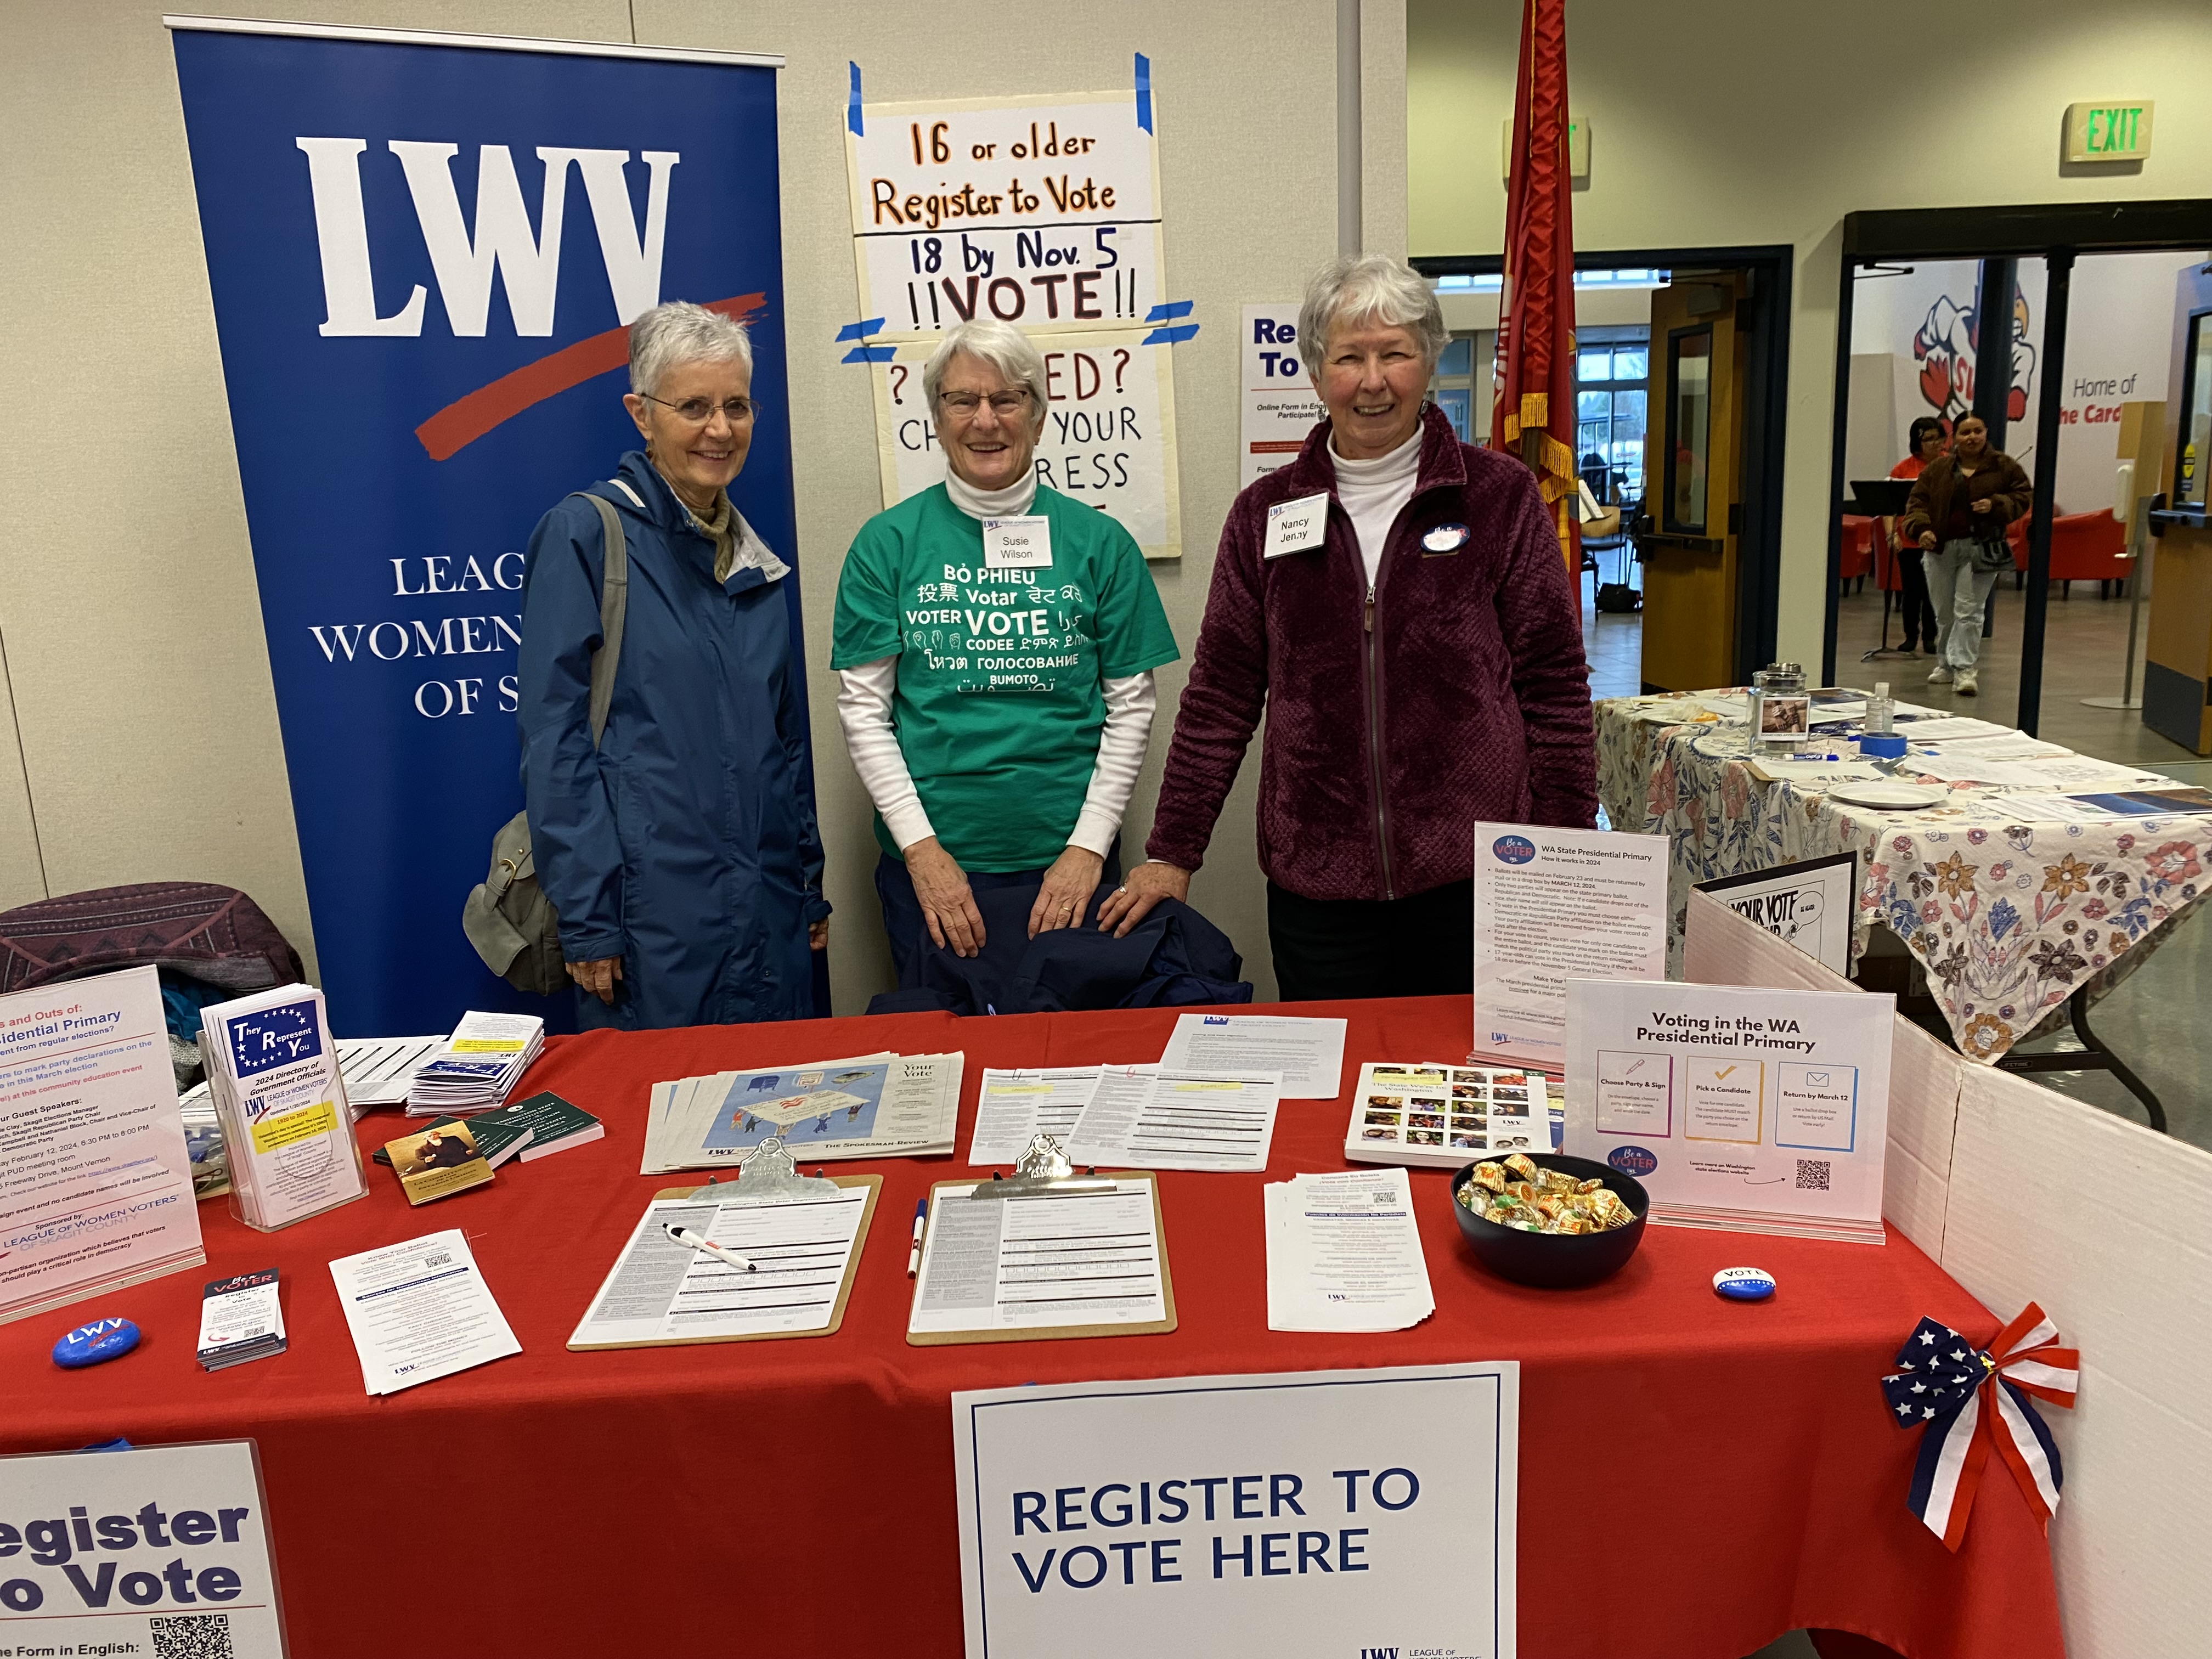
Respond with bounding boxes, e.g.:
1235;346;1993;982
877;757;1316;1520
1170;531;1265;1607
1408;0;2212;671
0;1;1408;1011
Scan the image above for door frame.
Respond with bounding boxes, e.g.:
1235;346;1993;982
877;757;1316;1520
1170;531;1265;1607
1824;198;2212;714
1413;244;1794;683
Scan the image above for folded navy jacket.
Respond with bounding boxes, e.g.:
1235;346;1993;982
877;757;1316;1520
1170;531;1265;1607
865;882;1251;1017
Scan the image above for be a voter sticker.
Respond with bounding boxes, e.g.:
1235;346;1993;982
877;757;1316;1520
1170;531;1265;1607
1423;522;1470;554
1263;492;1329;558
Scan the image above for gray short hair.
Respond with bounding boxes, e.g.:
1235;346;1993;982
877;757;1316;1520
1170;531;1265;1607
628;300;753;398
1297;255;1449;377
923;319;1049;435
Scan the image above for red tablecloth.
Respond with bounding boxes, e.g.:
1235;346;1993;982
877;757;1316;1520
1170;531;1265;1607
2;1000;2064;1659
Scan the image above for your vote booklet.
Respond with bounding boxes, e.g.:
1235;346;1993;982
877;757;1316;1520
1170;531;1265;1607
405;1011;545;1114
1562;978;1894;1243
198;984;370;1232
642;1052;963;1172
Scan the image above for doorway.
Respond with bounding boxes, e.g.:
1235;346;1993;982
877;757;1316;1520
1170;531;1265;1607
1415;245;1793;695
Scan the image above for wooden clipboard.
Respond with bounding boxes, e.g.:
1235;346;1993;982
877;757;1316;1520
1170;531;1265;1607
905;1171;1176;1347
567;1175;881;1350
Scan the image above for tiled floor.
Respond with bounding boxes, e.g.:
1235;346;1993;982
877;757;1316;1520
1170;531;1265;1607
1582;577;2212;1152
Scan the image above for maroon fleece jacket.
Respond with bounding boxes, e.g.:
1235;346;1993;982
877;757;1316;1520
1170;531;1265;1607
1147;403;1596;902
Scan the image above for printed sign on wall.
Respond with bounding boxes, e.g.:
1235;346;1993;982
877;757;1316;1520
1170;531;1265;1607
1239;304;1326;486
951;1363;1519;1659
168;22;808;1035
847;72;1182;558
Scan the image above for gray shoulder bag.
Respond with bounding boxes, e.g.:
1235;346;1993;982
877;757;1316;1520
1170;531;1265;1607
461;493;629;994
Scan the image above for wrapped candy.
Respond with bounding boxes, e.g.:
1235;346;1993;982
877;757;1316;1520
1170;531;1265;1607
1457;1161;1638;1235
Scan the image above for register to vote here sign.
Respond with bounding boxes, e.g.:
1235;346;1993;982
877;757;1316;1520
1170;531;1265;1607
952;1362;1519;1659
0;1441;284;1657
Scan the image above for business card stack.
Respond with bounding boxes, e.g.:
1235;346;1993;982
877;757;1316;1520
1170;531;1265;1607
407;1011;545;1115
196;1269;288;1372
642;1051;963;1173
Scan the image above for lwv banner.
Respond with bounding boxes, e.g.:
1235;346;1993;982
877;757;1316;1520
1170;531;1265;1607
167;19;808;1034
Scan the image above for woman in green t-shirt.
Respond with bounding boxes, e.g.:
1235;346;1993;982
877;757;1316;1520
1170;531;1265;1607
831;319;1180;975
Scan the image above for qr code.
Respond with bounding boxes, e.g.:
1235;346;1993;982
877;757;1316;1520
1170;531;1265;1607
425;1252;453;1268
1796;1159;1832;1191
151;1611;234;1658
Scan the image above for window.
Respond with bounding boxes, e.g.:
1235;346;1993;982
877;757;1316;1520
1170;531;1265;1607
2180;310;2212;512
1664;326;1714;534
1573;328;1650;506
1429;330;1484;443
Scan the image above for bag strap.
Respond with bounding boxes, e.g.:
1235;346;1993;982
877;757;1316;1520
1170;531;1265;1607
569;492;629;749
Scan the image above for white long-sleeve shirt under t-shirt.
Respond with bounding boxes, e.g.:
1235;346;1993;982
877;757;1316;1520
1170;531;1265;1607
1331;426;1424;589
836;468;1159;860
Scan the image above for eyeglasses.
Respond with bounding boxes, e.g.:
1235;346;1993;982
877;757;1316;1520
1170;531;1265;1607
640;393;758;425
938;389;1034;418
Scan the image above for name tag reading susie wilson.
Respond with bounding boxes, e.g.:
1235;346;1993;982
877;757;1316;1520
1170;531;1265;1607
1263;492;1330;558
983;516;1053;570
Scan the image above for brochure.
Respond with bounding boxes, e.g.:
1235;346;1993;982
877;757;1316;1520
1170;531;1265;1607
199;984;369;1232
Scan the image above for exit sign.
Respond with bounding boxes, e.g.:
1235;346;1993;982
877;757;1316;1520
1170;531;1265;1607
2064;100;2154;162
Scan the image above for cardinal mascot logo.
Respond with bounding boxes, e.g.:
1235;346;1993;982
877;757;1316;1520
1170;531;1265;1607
1913;287;2036;429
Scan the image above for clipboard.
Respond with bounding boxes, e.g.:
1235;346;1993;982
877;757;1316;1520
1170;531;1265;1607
566;1175;881;1350
906;1170;1176;1347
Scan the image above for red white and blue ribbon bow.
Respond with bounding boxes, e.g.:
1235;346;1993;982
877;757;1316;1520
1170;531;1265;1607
1881;1303;2078;1551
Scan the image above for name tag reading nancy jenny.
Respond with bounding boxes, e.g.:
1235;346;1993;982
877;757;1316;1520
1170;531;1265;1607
984;516;1054;571
1263;492;1329;558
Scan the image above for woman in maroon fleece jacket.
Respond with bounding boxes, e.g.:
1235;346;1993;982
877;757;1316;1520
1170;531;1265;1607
1098;256;1596;999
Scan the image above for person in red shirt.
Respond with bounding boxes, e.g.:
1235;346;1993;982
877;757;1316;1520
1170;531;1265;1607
1888;416;1946;653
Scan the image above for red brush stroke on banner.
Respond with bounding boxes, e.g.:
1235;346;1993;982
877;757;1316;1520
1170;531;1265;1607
414;292;767;461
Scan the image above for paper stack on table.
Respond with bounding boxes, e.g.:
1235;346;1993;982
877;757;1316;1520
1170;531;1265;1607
1157;1012;1346;1099
180;1034;445;1125
968;1068;1108;1164
642;1052;963;1172
195;1268;287;1371
199;984;370;1231
1064;1066;1283;1171
406;1012;545;1115
1265;1169;1434;1333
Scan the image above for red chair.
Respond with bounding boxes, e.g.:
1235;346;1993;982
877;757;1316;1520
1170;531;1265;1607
2005;517;2028;586
1839;516;1874;592
2047;511;2131;597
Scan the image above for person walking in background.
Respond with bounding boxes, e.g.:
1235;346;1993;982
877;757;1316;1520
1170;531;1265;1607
1888;416;1947;656
1101;255;1595;1000
831;319;1179;977
517;301;829;1029
1901;413;2031;698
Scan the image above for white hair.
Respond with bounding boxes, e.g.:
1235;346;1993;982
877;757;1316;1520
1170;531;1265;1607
923;319;1049;435
1297;255;1449;377
627;300;753;398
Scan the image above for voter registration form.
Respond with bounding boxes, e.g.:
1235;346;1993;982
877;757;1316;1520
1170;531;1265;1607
1065;1066;1281;1172
910;1180;1169;1338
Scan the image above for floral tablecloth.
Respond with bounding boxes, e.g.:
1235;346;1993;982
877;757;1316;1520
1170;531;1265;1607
1596;693;2207;1062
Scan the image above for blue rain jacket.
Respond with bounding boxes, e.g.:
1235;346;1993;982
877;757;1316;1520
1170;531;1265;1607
518;452;828;1030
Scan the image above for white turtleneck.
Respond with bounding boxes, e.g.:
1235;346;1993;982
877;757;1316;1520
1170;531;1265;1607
1331;426;1423;588
836;471;1159;861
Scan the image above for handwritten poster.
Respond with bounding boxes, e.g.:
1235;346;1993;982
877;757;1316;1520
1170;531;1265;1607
847;78;1182;558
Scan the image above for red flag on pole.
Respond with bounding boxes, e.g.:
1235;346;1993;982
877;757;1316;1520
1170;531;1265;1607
1489;0;1581;574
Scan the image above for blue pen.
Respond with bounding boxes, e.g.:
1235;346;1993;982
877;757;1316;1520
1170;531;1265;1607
906;1198;928;1277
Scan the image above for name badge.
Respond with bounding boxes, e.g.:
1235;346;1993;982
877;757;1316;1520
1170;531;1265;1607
983;516;1053;570
1422;522;1470;554
1263;492;1330;558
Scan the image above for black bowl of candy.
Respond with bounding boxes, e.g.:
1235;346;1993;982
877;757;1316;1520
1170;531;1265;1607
1449;1152;1649;1289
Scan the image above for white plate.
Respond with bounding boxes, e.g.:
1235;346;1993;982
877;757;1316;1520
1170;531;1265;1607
1825;781;1948;810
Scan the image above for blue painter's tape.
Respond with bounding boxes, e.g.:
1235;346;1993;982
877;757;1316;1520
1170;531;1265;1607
842;344;898;364
1144;300;1194;322
1141;322;1200;346
835;318;886;342
1135;53;1152;134
848;62;864;137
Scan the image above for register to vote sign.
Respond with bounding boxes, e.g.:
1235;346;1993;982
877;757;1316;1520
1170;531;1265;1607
0;1441;284;1657
951;1362;1519;1659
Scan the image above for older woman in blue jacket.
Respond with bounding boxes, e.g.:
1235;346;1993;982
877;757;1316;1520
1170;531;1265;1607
517;300;828;1029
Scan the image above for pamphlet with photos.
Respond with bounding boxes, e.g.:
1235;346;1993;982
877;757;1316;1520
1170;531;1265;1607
381;1121;497;1205
642;1052;963;1172
199;984;369;1232
1343;1061;1565;1170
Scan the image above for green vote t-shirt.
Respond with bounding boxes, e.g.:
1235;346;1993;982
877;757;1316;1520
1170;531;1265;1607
832;484;1180;871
